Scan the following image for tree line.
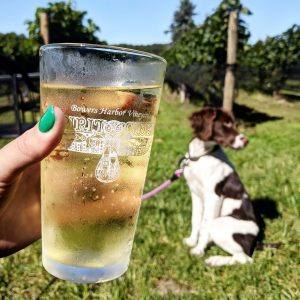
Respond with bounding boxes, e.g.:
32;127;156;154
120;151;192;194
165;0;300;104
0;0;299;104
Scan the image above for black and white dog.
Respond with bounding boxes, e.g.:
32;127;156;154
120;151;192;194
182;107;259;266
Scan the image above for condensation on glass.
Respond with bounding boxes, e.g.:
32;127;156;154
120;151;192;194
40;43;166;283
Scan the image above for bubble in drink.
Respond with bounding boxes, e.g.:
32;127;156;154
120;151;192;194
41;84;161;282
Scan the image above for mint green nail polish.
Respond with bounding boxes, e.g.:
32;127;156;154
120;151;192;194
39;105;55;133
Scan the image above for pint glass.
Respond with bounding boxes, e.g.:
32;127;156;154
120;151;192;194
40;44;166;283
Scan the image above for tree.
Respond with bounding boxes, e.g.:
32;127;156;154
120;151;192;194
0;1;105;73
166;0;196;42
165;0;251;105
242;25;300;96
116;43;167;56
0;33;38;73
26;1;105;45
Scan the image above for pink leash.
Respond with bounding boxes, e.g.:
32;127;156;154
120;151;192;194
142;168;184;201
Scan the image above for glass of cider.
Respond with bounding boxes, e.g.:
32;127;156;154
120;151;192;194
40;44;166;283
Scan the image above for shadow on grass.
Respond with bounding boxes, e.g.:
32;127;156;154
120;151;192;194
234;103;283;127
253;197;281;220
281;94;300;103
252;197;282;249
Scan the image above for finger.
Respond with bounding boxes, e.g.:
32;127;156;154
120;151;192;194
0;106;65;184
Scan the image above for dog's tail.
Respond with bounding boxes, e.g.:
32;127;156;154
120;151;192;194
255;242;281;251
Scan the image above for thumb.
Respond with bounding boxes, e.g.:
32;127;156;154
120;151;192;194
0;106;65;184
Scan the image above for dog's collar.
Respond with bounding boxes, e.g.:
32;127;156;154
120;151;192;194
188;144;220;161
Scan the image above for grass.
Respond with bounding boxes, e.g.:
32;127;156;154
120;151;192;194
0;89;299;299
0;93;36;145
285;79;300;87
280;79;300;97
280;89;300;97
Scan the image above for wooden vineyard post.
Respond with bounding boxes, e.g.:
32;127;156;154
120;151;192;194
223;10;238;112
179;84;186;103
40;12;49;44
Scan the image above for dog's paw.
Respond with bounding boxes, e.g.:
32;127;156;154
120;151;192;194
205;256;225;266
190;247;205;257
204;255;253;266
183;237;197;247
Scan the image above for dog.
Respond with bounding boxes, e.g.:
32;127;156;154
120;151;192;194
182;107;259;266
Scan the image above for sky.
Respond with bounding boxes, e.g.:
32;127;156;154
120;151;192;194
0;0;299;45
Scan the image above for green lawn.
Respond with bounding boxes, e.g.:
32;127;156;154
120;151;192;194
0;90;299;299
281;79;300;98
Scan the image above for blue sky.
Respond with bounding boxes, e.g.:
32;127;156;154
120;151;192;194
0;0;299;45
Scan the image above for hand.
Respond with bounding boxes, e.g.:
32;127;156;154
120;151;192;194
0;106;65;257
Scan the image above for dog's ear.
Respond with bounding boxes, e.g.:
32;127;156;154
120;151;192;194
189;107;217;140
218;108;235;124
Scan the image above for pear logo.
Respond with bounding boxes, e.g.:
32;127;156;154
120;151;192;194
67;116;153;183
95;146;120;183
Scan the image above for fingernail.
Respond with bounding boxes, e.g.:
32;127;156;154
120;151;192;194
39;105;56;133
